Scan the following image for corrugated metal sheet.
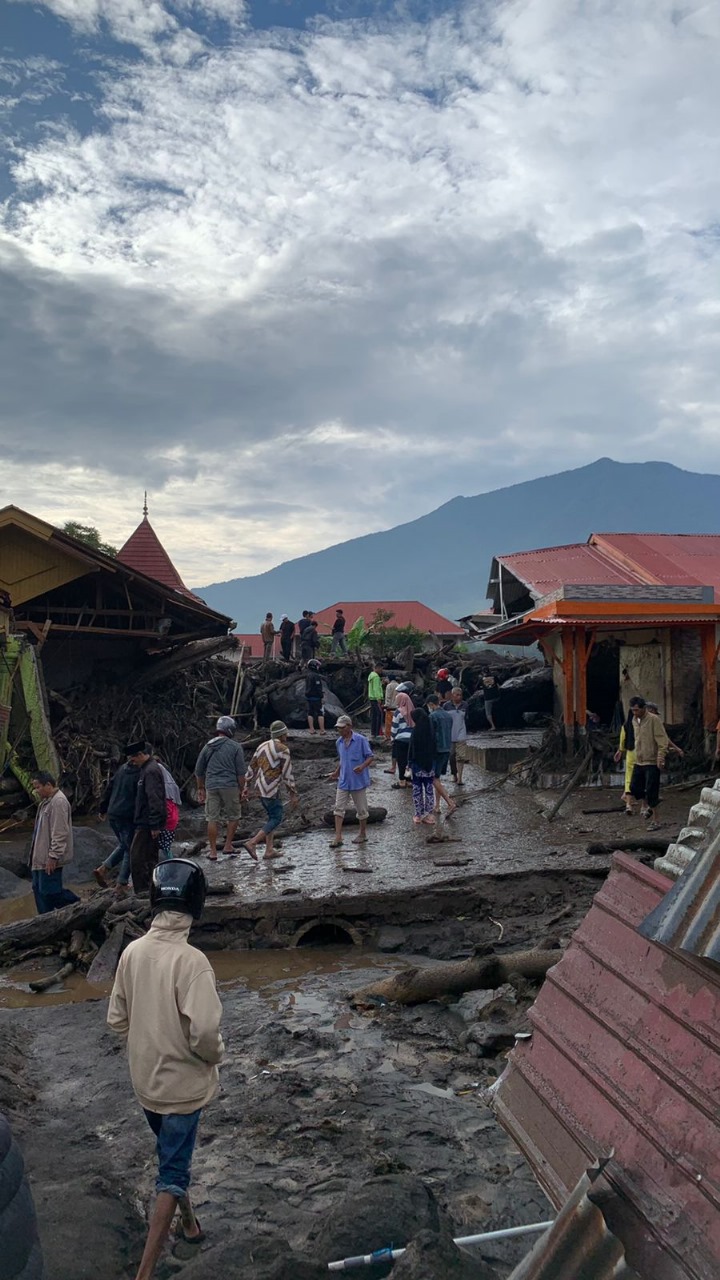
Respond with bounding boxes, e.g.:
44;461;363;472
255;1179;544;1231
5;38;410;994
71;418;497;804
313;601;465;635
496;544;638;599
639;827;720;963
509;1157;638;1280
493;852;720;1280
594;534;720;593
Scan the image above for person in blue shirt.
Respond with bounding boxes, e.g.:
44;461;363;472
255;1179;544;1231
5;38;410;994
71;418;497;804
327;714;374;848
426;694;457;816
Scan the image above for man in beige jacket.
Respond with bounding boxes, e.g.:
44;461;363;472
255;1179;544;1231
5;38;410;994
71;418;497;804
108;859;223;1280
29;771;79;914
628;696;670;827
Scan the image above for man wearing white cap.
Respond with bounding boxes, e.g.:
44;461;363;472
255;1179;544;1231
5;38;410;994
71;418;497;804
328;715;374;848
194;717;246;861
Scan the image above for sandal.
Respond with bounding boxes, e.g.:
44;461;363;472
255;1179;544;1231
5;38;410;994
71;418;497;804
329;838;343;848
175;1217;205;1245
241;844;258;862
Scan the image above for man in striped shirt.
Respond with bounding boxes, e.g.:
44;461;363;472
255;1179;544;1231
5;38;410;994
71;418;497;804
241;721;298;861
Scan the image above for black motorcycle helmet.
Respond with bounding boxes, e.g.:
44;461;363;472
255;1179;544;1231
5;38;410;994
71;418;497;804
150;859;207;921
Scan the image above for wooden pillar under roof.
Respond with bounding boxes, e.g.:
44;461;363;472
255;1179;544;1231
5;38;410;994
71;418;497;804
561;628;575;744
700;624;719;749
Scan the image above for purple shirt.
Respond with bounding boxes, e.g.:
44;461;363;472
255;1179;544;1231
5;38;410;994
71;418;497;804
336;731;373;790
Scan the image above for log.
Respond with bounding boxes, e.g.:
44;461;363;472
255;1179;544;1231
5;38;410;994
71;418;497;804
586;837;669;857
133;635;238;689
546;751;591;822
349;948;560;1007
322;807;388;828
0;890;115;957
86;923;126;984
28;960;75;993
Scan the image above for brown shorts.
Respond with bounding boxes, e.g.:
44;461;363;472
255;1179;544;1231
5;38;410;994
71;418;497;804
205;787;242;822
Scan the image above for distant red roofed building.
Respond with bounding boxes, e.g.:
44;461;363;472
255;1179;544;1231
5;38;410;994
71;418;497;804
314;601;465;640
118;497;200;602
231;633;264;659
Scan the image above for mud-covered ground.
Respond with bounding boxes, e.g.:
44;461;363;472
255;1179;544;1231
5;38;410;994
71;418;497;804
0;741;697;1279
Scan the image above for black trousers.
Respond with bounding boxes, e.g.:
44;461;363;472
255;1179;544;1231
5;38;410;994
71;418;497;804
370;701;383;737
130;827;160;894
393;739;410;781
630;764;661;810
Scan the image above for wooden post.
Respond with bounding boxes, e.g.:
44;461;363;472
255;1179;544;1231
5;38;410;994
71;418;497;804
561;629;575;745
700;625;719;752
576;629;595;740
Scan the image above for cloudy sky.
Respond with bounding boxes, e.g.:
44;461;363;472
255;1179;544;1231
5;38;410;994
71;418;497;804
1;0;719;588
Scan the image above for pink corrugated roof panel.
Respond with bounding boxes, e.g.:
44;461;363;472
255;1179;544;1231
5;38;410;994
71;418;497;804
497;544;641;598
594;534;720;592
493;852;720;1280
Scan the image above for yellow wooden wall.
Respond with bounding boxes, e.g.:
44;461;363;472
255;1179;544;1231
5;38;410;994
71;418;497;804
0;526;87;605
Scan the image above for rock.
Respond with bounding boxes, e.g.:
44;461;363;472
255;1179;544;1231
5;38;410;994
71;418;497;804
306;1174;445;1264
452;984;517;1026
180;1238;327;1279
0;841;30;881
376;925;407;953
269;679;347;730
391;1227;500;1280
65;826;117;880
0;866;31;900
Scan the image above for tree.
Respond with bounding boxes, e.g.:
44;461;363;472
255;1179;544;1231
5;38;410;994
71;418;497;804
61;522;118;558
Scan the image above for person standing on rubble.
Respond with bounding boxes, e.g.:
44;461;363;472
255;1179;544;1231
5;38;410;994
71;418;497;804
260;613;276;661
242;721;299;860
108;859;223;1280
331;608;348;655
94;752;142;890
443;686;468;786
305;660;326;734
127;742;167;894
29;772;80;914
367;662;384;739
480;668;502;731
279;614;295;662
627;696;670;829
194;717;246;862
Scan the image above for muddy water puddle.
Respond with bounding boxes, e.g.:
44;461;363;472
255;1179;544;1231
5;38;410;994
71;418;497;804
0;945;402;1010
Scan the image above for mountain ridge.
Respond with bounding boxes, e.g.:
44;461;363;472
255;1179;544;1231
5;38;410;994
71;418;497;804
196;459;720;629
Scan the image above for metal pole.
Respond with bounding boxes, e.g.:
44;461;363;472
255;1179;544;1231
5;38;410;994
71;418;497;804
327;1219;553;1271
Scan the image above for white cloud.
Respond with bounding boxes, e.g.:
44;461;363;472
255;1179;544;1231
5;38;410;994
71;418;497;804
1;1;719;581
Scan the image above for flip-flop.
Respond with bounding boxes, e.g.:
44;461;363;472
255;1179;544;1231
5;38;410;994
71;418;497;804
175;1218;205;1245
352;835;368;844
329;839;343;848
206;854;218;862
241;844;258;862
221;849;238;857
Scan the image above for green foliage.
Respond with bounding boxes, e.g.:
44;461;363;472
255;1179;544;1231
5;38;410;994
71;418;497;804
62;521;118;557
346;615;368;654
364;608;424;657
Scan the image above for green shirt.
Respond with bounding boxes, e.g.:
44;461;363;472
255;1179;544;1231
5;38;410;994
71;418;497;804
368;672;383;701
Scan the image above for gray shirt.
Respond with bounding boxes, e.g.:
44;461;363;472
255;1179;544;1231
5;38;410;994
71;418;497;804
194;737;246;790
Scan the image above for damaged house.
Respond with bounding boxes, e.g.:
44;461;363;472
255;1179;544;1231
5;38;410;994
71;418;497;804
0;504;234;798
481;533;720;746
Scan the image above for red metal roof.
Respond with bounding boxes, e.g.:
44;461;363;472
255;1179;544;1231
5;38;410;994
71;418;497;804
313;601;465;636
494;853;720;1280
118;516;197;600
232;632;263;657
497;533;720;601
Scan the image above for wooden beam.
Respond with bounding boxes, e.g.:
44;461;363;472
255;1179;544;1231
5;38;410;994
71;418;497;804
700;624;718;732
561;628;575;736
576;629;588;732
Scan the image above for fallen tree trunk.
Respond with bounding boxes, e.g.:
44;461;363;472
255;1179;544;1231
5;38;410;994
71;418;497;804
133;635;238;689
546;751;591;822
349;948;560;1008
322;807;388;828
28;960;75;993
86;922;126;984
587;837;668;857
0;891;115;958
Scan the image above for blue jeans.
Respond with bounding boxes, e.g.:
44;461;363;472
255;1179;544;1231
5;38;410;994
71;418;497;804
102;819;134;885
143;1108;202;1198
331;634;348;654
261;797;284;834
31;869;80;915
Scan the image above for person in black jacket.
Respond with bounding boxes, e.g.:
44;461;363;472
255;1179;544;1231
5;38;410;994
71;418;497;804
94;758;141;891
305;661;325;733
127;742;167;895
278;614;295;662
0;1113;44;1280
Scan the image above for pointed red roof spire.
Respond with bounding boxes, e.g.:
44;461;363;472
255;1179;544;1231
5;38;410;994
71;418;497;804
118;498;194;598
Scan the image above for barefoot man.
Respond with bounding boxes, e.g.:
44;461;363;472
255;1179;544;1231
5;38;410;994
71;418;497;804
328;714;374;848
242;721;298;861
108;859;223;1280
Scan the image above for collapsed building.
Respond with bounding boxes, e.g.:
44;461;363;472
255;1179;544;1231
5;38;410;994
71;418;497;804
0;503;234;803
481;533;720;748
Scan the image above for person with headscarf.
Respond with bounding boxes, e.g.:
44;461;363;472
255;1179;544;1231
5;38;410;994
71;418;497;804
408;705;436;825
391;685;414;789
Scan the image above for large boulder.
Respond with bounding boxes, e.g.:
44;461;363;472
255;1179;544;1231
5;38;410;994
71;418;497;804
180;1238;326;1280
269;679;346;730
0;867;31;901
65;826;117;881
467;667;553;731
